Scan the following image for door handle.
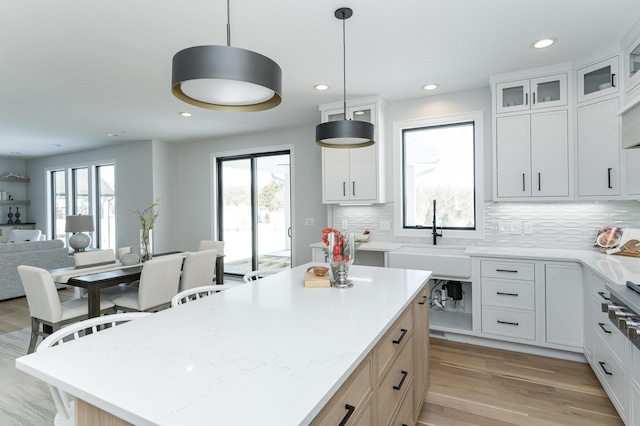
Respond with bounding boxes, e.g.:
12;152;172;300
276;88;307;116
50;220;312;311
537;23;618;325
607;168;613;189
287;227;292;238
342;182;346;196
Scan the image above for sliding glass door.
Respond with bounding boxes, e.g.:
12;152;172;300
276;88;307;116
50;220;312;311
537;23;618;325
217;151;291;276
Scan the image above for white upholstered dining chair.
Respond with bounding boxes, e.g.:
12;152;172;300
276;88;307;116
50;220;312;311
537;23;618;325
8;229;43;242
73;249;115;266
36;312;151;426
171;284;238;307
17;265;115;353
198;240;224;281
109;255;183;312
179;249;217;291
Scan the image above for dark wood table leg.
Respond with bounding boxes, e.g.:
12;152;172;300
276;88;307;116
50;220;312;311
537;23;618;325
87;287;101;318
216;257;224;284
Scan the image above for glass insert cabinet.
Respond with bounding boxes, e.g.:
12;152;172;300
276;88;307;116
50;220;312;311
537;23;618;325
577;56;619;103
496;73;567;113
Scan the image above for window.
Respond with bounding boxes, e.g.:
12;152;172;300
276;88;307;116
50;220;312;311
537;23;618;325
393;111;484;239
47;162;116;249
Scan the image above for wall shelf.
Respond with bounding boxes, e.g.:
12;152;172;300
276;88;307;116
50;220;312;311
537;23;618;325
0;177;29;183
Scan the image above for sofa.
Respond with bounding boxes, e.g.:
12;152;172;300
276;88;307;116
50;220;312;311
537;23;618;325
0;240;74;301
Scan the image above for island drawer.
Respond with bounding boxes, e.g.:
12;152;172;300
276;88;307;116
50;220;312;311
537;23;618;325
375;306;414;378
310;355;372;426
481;260;535;281
377;335;414;426
391;381;415;426
481;306;535;341
481;278;535;310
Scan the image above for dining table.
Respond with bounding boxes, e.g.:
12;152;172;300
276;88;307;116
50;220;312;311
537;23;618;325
49;252;225;318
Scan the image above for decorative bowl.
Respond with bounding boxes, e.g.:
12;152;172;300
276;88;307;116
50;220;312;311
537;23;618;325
306;266;329;276
120;253;140;266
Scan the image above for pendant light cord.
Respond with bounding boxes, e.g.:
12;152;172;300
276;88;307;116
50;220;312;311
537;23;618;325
226;0;231;47
342;9;347;120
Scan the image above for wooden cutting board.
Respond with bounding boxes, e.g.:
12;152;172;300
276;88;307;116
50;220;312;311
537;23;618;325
303;271;331;287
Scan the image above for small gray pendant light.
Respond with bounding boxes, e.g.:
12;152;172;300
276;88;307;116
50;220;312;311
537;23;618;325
316;7;375;148
171;0;282;112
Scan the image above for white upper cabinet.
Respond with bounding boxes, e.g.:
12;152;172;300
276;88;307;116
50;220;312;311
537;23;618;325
577;97;621;197
624;33;640;97
319;96;386;204
495;110;569;198
577;56;619;104
496;73;567;114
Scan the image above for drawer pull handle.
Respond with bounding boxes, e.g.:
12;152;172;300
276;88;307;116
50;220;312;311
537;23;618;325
496;269;518;273
598;322;612;334
497;292;519;297
598;361;613;376
393;328;408;345
419;295;428;305
339;404;356;426
497;320;519;326
393;370;408;390
597;291;610;301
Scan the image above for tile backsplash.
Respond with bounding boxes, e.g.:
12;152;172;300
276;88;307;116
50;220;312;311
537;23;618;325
331;201;640;250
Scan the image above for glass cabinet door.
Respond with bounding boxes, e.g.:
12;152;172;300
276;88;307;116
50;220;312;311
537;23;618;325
577;56;619;103
496;79;530;113
625;35;640;96
531;74;567;110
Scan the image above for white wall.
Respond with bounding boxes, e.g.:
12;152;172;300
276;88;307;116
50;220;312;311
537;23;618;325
175;125;325;265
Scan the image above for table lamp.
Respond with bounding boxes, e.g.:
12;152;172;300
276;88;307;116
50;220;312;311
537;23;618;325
65;215;94;252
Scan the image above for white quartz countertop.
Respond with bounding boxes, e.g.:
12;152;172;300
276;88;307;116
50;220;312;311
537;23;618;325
16;264;430;426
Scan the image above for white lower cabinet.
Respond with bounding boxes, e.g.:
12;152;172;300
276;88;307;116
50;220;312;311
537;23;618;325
544;263;583;350
594;332;628;421
632;345;640;426
312;248;327;263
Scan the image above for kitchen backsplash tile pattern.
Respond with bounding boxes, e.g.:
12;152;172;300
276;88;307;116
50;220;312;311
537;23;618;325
331;201;640;250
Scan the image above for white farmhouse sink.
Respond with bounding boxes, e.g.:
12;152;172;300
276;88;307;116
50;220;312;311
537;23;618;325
387;246;471;279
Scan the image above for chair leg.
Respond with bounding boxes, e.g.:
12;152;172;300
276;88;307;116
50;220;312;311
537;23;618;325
28;317;39;354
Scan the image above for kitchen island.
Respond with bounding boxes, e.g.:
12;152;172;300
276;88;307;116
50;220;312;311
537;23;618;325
16;264;430;425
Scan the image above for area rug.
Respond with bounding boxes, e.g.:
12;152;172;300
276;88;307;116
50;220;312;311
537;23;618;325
0;328;55;425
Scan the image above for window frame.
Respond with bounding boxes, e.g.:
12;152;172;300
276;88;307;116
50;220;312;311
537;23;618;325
393;111;485;240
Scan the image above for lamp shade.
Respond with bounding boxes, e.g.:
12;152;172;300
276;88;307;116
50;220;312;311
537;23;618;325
65;215;94;233
316;120;375;148
171;45;282;112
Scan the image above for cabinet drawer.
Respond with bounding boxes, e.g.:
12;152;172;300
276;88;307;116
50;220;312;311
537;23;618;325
592;276;610;303
375;307;413;378
481;260;535;281
391;382;414;426
310;356;372;426
482;306;536;341
593;333;628;418
481;278;535;310
377;336;414;426
593;297;628;367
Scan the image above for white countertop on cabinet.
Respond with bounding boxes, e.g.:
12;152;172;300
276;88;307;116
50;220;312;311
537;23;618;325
466;246;640;286
16;264;430;426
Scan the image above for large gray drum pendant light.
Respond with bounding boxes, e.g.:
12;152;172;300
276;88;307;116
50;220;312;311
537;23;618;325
316;7;375;148
171;0;282;112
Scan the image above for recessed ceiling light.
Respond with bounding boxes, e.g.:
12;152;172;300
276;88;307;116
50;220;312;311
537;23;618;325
179;112;192;117
422;83;439;91
314;84;329;91
106;133;119;137
531;38;557;49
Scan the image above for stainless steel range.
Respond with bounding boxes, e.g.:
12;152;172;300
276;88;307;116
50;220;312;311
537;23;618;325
603;281;640;350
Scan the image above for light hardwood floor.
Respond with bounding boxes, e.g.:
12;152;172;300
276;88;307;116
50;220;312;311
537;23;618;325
0;294;623;425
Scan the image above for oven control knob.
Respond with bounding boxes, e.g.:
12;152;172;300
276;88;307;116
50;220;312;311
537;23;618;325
608;307;632;321
619;318;640;331
629;326;640;341
602;303;623;314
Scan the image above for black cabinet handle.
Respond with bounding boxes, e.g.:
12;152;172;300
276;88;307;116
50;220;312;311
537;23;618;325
496;269;518;273
608;168;612;189
352;181;355;196
393;328;408;345
599;361;613;376
418;295;428;305
612;73;616;88
538;172;541;191
597;291;610;301
342;182;346;196
497;320;519;326
598;322;612;334
497;292;518;297
522;173;525;191
393;370;408;390
525;93;529;106
339;404;356;426
532;92;536;104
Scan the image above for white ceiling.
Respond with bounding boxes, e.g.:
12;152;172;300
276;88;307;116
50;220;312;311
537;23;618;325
2;0;640;159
